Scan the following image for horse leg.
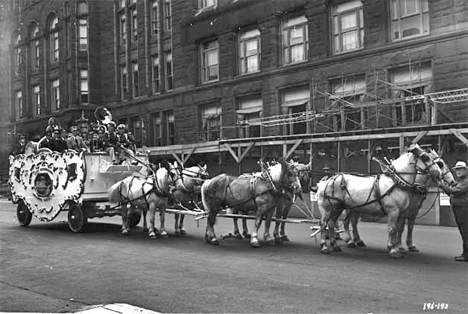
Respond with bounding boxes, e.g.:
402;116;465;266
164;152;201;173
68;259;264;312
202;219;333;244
263;210;275;246
174;213;181;236
329;210;342;252
273;205;282;243
250;211;264;248
148;205;157;239
159;208;168;238
180;214;187;235
232;217;242;239
396;217;407;252
280;204;291;242
351;213;366;247
142;210;148;233
387;209;403;258
406;215;419;252
343;210;353;245
120;203;130;235
319;206;333;254
205;210;219;245
242;218;251;239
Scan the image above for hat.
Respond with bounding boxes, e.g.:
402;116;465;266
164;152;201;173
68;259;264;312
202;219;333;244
453;161;467;169
53;129;60;134
97;125;107;134
117;124;126;130
70;126;78;132
322;166;331;170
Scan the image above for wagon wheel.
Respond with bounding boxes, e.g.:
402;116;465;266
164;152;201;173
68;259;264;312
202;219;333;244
17;200;32;227
67;202;88;233
129;211;142;228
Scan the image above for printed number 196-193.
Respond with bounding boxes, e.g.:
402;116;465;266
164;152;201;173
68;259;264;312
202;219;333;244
423;302;449;310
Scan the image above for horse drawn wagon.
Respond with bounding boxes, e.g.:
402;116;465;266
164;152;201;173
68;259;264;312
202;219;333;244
8;148;148;232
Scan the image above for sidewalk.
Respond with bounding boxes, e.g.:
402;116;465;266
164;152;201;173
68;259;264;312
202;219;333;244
0;303;162;314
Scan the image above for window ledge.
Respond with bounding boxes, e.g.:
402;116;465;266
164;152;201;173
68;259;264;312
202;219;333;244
238;70;261;77
333;47;364;56
194;5;218;17
282;59;308;67
392;33;430;43
202;79;220;85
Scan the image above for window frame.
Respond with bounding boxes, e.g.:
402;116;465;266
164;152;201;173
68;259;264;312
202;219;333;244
163;0;172;32
198;0;217;10
200;105;221;141
331;1;364;54
238;29;261;75
79;69;89;104
236;97;262;138
152;55;160;94
120;64;127;99
14;34;22;75
282;16;308;66
201;40;219;84
131;7;138;42
151;0;159;36
120;13;127;45
132;61;139;98
78;18;88;51
164;52;173;91
390;0;429;41
50;17;59;63
32;85;41;116
16;90;23;119
51;78;60;111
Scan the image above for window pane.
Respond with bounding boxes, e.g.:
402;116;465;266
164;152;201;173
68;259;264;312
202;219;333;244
342;31;358;51
403;0;418;16
207;50;218;65
246;55;258;72
401;15;421;37
245;39;258;55
290;45;304;62
290;27;304;45
341;12;357;30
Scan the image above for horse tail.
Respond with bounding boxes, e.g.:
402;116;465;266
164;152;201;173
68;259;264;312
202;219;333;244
108;180;124;204
200;179;212;213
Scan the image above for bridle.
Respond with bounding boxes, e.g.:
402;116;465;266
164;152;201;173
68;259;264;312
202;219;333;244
169;164;208;192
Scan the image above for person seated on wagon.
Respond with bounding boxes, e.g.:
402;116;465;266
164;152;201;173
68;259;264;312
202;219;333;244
95;126;110;152
38;130;53;150
12;135;27;155
114;124;135;164
50;128;63;152
67;126;86;151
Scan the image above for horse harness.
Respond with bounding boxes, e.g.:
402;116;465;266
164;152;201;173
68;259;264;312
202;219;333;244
323;164;430;216
119;175;169;209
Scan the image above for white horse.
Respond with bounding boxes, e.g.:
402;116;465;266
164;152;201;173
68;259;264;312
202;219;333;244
168;162;209;235
108;165;172;238
342;150;456;252
317;144;442;258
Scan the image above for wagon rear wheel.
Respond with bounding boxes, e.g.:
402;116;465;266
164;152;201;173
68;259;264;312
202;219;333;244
17;200;32;227
68;203;88;233
129;211;142;227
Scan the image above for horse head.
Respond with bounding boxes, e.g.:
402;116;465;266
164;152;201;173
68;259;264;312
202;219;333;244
407;144;442;181
273;158;302;194
293;161;311;193
427;149;456;187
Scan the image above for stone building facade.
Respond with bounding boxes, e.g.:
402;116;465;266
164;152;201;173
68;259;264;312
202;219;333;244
1;0;467;183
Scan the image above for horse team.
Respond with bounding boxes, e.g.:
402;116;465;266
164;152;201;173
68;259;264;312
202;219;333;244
108;143;455;258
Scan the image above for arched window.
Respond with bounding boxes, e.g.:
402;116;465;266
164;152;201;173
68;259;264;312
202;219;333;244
50;16;59;63
13;33;22;76
30;24;40;70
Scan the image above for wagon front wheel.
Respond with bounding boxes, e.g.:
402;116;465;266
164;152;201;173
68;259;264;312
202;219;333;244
17;200;32;227
68;203;88;233
129;211;141;228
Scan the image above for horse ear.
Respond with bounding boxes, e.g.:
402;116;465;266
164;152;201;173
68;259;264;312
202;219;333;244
202;164;207;171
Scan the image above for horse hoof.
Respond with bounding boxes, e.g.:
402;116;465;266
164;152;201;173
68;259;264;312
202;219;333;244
347;242;357;248
321;247;331;254
160;232;169;239
333;246;342;252
408;246;419;252
142;228;149;233
149;234;157;239
121;230;130;236
281;235;290;242
234;233;243;240
398;246;406;252
180;229;187;236
243;233;251;239
210;238;219;246
389;249;403;259
250;239;261;248
274;237;282;244
356;240;366;247
266;239;275;246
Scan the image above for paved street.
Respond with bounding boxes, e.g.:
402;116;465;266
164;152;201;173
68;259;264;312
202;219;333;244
0;199;467;314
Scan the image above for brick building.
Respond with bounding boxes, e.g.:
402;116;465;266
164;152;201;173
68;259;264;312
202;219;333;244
1;0;467;187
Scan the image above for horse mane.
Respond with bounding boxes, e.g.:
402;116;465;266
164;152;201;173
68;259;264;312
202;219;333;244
390;152;415;173
155;167;170;193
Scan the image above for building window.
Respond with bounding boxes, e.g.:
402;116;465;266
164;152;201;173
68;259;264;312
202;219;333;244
330;75;366;131
79;69;89;103
152;112;161;146
201;40;219;83
282;16;308;65
152;55;160;94
390;62;432;125
51;79;60;110
78;1;88;15
391;0;429;41
163;0;171;32
132;62;139;97
198;0;217;9
131;8;138;42
120;64;127;98
281;86;309;135
332;1;364;54
164;52;173;91
120;0;126;9
239;29;260;75
32;85;41;116
151;0;159;36
165;110;175;145
16;91;23;119
201;105;221;141
50;17;59;63
30;26;40;70
237;97;262;138
78;18;88;51
14;34;22;75
120;13;126;45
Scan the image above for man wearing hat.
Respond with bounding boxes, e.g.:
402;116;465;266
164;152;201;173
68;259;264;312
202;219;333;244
439;161;468;262
320;166;333;181
12;135;27;155
67;126;86;151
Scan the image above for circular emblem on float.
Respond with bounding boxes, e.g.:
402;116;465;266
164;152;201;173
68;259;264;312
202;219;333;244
33;171;54;199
